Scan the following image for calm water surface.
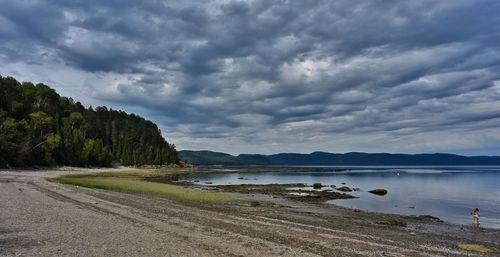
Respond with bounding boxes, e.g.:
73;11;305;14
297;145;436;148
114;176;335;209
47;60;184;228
183;166;500;229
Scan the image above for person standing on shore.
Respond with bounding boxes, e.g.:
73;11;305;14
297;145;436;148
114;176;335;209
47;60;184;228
472;208;480;227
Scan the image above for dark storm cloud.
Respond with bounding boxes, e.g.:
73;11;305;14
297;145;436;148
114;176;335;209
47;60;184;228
2;0;500;154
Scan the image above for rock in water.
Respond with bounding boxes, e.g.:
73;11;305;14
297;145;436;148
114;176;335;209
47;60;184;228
336;186;352;192
369;189;387;195
312;183;322;189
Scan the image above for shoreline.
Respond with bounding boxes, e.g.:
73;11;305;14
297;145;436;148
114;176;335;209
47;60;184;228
204;183;500;230
7;166;499;230
1;167;499;256
175;167;500;230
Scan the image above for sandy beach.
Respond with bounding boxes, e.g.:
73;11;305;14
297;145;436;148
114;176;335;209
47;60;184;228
1;168;499;257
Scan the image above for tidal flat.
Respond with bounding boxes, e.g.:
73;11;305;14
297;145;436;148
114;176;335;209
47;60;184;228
180;166;500;229
1;167;499;256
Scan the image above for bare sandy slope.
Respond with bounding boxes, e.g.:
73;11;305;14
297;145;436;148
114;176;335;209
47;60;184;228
1;168;498;257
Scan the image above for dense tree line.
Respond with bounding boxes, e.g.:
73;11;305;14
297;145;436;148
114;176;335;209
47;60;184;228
179;150;500;166
0;76;179;167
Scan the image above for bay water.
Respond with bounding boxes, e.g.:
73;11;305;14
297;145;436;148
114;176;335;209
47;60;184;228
183;166;500;229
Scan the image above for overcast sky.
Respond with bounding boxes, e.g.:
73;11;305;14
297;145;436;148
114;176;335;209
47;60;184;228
2;1;500;155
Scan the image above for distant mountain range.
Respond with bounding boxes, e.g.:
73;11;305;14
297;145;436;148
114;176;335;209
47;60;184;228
179;150;500;166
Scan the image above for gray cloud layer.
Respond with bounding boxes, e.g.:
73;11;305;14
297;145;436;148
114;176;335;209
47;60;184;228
2;0;500;155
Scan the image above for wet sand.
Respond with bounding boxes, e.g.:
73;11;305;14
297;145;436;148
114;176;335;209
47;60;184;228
1;168;499;256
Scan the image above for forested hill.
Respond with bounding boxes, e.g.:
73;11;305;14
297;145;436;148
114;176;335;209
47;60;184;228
0;76;179;167
179;150;500;166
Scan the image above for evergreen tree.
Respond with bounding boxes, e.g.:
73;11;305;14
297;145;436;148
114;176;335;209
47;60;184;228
0;75;179;167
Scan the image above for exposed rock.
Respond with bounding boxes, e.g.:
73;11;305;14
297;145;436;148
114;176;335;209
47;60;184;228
368;189;387;195
378;219;406;227
217;184;355;202
312;183;322;189
290;191;355;202
416;215;443;222
336;186;352;192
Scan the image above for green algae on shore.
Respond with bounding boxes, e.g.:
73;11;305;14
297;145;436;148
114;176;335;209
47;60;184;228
54;170;237;203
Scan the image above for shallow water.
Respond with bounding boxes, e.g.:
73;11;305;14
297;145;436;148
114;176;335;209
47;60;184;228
183;166;500;229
